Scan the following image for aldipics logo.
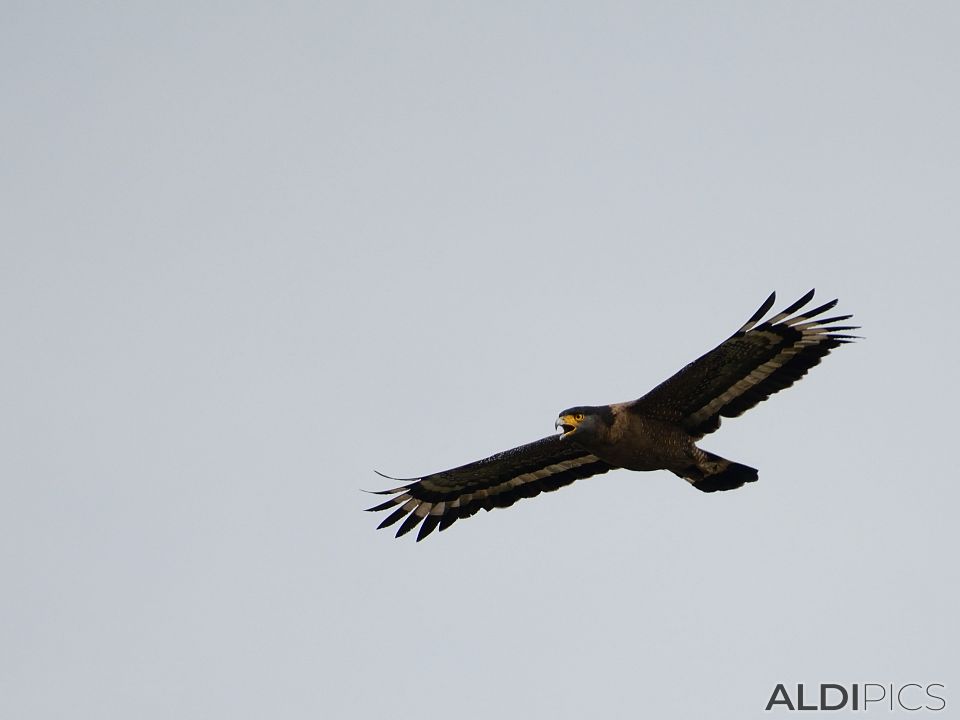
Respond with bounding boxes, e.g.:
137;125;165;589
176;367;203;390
765;684;946;712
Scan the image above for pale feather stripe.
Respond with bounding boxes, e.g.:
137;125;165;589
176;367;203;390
453;455;599;506
509;456;596;485
486;455;599;496
425;455;600;513
782;313;827;327
764;309;796;325
792;319;834;330
687;295;844;426
689;344;805;425
464;456;596;493
736;317;764;333
763;299;820;326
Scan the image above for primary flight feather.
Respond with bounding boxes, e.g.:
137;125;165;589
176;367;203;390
367;290;858;541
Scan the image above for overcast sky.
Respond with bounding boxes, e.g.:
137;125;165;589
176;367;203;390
3;2;958;718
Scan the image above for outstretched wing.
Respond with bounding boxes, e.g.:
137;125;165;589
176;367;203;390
629;290;858;438
366;435;613;541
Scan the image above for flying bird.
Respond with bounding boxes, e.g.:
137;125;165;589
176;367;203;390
367;290;858;541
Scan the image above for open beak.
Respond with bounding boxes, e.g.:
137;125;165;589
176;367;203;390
555;414;579;438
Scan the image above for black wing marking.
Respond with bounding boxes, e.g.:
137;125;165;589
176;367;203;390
629;290;858;438
366;435;613;541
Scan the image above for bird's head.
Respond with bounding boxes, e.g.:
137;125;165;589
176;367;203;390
555;406;612;440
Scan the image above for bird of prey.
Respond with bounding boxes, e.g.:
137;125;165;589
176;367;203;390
367;290;857;541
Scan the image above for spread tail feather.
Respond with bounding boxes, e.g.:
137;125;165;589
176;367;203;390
678;450;758;493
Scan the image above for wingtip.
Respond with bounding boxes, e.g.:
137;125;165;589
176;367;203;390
365;497;402;512
788;288;816;313
738;291;778;333
416;515;441;541
364;486;408;495
759;290;777;316
395;512;423;538
374;469;423;483
377;505;413;530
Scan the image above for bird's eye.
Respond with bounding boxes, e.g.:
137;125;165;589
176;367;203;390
574;413;584;421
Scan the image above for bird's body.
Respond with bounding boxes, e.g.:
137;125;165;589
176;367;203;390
580;406;695;472
368;290;858;541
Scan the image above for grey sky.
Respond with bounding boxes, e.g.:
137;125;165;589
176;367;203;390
2;2;958;718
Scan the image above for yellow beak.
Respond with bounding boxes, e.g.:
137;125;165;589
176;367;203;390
555;414;580;438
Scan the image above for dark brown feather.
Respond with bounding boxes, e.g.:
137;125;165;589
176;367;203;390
629;290;857;438
367;435;613;541
368;290;857;540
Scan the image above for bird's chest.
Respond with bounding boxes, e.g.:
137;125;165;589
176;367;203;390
583;415;694;471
